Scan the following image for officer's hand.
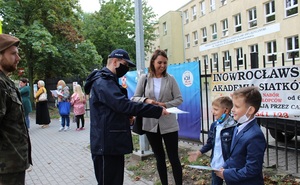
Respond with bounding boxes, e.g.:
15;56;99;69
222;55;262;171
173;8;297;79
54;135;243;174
161;107;169;116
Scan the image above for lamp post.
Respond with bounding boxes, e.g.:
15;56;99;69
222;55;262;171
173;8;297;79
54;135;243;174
133;0;153;160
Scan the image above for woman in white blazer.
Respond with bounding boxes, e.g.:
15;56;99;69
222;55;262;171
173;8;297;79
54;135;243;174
132;49;183;185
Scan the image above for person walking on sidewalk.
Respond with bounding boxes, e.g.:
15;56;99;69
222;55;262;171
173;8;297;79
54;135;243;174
70;84;86;131
84;49;169;185
0;33;32;184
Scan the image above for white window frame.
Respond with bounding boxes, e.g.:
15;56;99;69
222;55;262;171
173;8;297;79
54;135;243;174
211;23;217;40
193;31;199;45
248;8;257;28
202;27;207;43
210;0;216;11
222;19;228;37
203;55;209;70
185;34;190;48
286;36;299;60
285;0;298;17
200;1;206;16
212;53;218;69
234;13;242;32
265;0;275;23
250;44;259;53
224;51;230;67
192;5;197;20
236;47;244;66
266;40;277;62
184;10;189;24
163;22;167;35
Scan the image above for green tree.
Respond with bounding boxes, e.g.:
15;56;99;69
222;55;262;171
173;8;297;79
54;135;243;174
0;0;102;82
82;0;157;67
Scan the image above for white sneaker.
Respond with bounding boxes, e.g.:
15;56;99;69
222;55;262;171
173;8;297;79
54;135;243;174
59;127;64;132
64;126;70;131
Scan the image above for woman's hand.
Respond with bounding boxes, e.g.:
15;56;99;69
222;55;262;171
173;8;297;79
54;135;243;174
145;99;166;108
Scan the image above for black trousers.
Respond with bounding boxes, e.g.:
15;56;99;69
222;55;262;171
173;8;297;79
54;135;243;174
146;130;182;185
0;171;25;185
92;154;124;185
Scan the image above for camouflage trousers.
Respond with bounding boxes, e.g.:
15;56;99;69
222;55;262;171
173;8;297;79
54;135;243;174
0;171;25;185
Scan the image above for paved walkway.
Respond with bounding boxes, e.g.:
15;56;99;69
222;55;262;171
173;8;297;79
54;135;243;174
25;114;300;185
25;116;152;185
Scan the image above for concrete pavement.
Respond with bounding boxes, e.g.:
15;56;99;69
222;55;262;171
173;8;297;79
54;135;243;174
25;114;300;185
25;115;152;185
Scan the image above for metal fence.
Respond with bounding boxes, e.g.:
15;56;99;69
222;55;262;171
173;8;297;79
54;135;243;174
198;52;300;174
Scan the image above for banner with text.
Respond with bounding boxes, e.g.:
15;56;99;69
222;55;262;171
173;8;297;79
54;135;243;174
211;65;300;120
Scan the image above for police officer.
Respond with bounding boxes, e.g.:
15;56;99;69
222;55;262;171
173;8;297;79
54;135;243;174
85;49;169;185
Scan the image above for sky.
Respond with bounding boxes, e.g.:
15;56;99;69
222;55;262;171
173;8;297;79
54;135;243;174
79;0;185;17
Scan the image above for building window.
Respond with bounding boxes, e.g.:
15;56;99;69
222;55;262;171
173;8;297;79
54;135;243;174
210;0;216;11
184;10;189;24
285;0;298;17
236;47;244;66
200;1;206;16
248;8;257;28
286;36;299;60
211;23;217;40
250;44;259;53
192;5;197;20
185;34;190;48
202;27;207;43
193;31;199;45
234;13;242;32
212;53;218;69
163;22;167;35
220;0;227;6
265;0;275;23
266;41;277;62
224;51;230;67
222;19;228;37
203;55;209;69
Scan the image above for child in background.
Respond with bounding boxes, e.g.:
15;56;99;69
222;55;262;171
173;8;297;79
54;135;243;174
56;80;70;131
57;95;71;132
215;86;266;185
188;96;236;185
70;84;86;131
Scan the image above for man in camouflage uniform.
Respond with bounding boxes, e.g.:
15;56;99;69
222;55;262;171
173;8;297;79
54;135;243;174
0;34;32;184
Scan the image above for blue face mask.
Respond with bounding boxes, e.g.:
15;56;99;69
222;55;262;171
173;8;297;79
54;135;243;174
57;85;62;90
217;113;227;124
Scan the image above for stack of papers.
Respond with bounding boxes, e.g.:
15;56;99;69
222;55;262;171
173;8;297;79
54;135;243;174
187;165;220;171
166;107;189;114
50;90;63;97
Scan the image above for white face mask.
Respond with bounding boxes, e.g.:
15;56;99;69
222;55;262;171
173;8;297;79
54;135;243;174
237;107;251;124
